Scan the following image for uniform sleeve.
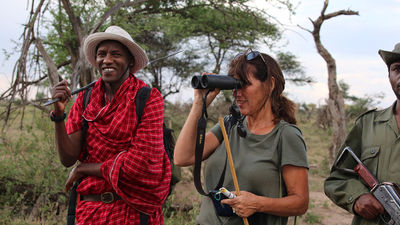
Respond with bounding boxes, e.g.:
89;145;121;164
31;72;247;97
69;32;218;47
65;92;84;134
280;125;308;168
100;88;171;214
324;118;369;214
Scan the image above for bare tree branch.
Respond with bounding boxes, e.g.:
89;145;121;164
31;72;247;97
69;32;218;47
2;0;46;131
35;38;60;86
27;100;51;112
297;24;312;34
60;0;83;41
323;9;359;20
21;75;48;86
57;60;72;69
303;0;358;163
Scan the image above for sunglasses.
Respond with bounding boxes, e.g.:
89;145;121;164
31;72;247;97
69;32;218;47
235;49;268;72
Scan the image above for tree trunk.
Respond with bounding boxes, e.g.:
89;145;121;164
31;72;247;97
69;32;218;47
302;0;358;163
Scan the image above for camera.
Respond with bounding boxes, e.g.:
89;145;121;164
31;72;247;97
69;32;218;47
191;75;242;90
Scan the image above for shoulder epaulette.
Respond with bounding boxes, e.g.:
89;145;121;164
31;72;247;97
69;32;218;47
356;108;377;121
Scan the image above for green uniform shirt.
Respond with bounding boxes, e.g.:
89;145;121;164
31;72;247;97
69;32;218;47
324;102;400;225
196;119;308;225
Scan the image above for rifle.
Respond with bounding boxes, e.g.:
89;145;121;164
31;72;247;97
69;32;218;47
335;146;400;225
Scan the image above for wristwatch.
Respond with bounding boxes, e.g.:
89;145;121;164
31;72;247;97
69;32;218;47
50;111;66;122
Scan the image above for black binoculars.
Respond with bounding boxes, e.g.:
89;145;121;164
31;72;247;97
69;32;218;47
191;75;243;90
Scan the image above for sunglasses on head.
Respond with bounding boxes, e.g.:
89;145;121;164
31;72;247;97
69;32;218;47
235;49;268;71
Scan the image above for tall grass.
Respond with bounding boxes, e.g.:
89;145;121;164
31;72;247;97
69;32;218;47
0;106;68;224
0;104;199;224
0;102;351;224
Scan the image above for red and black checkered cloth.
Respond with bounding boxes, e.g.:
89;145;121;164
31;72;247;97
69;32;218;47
66;74;171;225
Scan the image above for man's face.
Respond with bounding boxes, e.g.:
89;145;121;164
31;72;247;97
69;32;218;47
95;40;133;84
389;61;400;100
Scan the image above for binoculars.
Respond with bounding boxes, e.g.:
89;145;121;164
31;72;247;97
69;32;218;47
191;75;243;90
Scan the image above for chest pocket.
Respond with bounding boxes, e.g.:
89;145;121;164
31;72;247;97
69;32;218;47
360;146;380;177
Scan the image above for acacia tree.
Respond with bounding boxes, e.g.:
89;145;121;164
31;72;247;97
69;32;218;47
1;0;147;130
113;2;302;98
1;0;308;130
300;0;358;163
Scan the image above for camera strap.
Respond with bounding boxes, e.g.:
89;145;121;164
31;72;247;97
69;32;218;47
193;91;227;196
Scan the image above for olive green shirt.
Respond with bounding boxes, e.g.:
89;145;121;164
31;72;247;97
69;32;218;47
196;119;308;225
324;102;400;225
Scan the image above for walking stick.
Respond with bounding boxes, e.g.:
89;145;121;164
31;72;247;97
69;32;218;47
219;117;250;225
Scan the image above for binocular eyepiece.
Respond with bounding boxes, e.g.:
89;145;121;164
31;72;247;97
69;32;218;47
191;75;243;90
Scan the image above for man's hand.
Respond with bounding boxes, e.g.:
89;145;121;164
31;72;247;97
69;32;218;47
51;79;71;113
65;165;84;193
354;193;385;219
65;163;102;193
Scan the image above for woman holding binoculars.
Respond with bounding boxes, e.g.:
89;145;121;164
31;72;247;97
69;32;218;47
174;49;309;225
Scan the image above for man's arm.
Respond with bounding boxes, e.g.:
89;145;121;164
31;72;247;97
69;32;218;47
52;80;82;167
324;119;370;214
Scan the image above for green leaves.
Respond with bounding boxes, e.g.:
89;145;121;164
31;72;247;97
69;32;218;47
277;51;313;85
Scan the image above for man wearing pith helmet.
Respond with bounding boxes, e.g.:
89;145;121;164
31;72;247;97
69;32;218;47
324;42;400;225
50;25;171;225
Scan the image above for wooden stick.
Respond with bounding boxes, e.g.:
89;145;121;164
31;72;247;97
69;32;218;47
219;117;249;225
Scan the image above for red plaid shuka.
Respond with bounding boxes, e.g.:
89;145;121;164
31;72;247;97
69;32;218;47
66;74;171;225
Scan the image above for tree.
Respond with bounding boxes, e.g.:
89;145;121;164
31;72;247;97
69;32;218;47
276;51;313;84
299;0;358;163
114;2;299;98
1;0;308;130
1;0;147;130
339;80;384;119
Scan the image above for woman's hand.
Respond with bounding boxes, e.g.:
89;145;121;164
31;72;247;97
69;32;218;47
51;79;71;114
221;191;259;218
193;72;220;107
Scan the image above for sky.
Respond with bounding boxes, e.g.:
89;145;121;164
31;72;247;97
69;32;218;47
271;0;400;109
1;0;399;108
